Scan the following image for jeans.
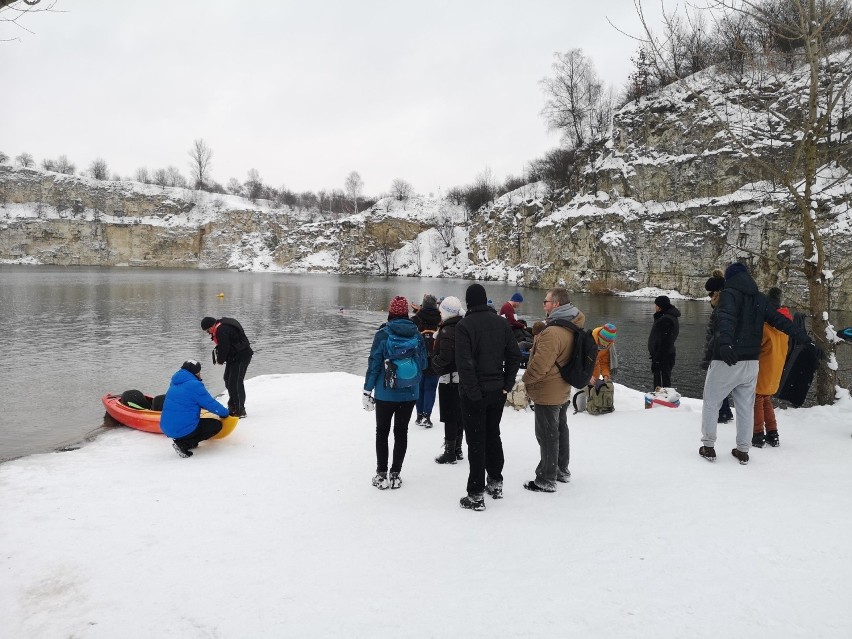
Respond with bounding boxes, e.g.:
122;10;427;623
416;375;439;416
533;402;570;490
375;399;415;473
701;360;758;452
224;350;253;415
460;389;507;498
174;417;222;449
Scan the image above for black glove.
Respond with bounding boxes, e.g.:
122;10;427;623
719;344;738;366
212;348;217;365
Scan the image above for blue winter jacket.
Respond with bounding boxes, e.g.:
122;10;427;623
363;319;428;402
161;368;230;438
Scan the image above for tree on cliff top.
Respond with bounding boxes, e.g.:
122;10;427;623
345;171;364;214
634;0;852;404
188;139;213;190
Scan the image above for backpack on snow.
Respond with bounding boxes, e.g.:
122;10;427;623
383;330;422;390
572;381;615;415
547;319;598;389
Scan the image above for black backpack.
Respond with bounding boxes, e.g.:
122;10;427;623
420;328;437;356
547;319;598;389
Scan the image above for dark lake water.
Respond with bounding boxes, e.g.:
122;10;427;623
2;266;848;462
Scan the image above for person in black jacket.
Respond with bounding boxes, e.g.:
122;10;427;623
411;294;442;428
201;316;253;418
648;295;681;388
701;270;734;423
699;263;815;465
455;283;522;511
430;295;465;464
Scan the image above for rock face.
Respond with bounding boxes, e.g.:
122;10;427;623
1;57;850;309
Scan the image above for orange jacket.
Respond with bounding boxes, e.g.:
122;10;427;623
756;308;791;395
591;326;613;380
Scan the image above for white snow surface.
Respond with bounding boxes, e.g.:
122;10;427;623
618;286;694;300
2;373;851;638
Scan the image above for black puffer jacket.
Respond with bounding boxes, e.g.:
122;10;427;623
213;317;253;363
648;306;681;359
455;305;522;401
412;306;441;332
430;315;462;377
714;271;809;360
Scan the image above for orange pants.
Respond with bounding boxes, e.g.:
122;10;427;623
753;394;777;434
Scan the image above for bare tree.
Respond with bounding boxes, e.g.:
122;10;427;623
187;138;213;189
44;154;74;174
634;0;852;404
245;168;263;202
226;177;243;196
152;168;168;188
391;178;413;201
344;170;364;213
134;167;151;184
89;158;109;180
541;49;614;150
15;152;33;167
165;165;186;188
0;150;8;163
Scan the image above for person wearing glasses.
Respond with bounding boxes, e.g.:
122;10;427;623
521;288;584;493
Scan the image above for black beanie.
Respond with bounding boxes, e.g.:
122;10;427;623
725;262;748;279
704;276;725;292
201;316;216;330
465;283;488;308
654;295;671;310
181;360;202;376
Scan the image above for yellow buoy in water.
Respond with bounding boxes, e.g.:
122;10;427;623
217;293;225;298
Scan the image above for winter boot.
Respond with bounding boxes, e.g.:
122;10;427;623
415;414;425;427
557;469;572;483
172;440;192;458
435;439;457;464
422;414;433;428
699;446;716;462
485;477;503;499
523;479;555;493
752;433;766;448
372;472;389;490
731;448;749;465
459;495;486;511
389;471;402;489
766;430;780;447
454;436;464;461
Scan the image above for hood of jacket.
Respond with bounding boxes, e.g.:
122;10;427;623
384;318;418;338
724;270;759;296
654;305;682;320
170;368;200;386
414;306;442;329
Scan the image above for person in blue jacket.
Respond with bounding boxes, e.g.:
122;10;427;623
161;360;230;458
362;295;429;490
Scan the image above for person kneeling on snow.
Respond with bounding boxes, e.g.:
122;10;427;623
161;360;230;458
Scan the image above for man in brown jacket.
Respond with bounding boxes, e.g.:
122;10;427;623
521;288;585;492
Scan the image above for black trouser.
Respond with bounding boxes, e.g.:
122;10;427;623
174;417;222;449
375;399;415;474
438;382;463;442
224;350;253;415
461;389;507;497
652;353;675;388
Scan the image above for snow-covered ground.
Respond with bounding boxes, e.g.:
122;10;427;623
2;373;851;638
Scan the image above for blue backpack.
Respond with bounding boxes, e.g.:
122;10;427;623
383;330;422;389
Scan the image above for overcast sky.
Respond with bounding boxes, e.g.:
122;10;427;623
0;0;666;196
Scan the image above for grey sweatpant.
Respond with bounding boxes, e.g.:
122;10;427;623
701;360;759;452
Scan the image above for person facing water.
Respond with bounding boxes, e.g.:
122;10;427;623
201;316;253;418
161;360;230;458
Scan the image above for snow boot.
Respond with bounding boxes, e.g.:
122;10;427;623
454;436;464;461
752;433;766;448
731;448;749;465
485;477;503;499
435;439;457;464
557;469;572;483
766;430;780;447
699;446;716;462
172;440;192;458
459;495;486;511
422;414;433;428
372;472;389;490
389;471;402;489
523;479;555;493
415;414;425;427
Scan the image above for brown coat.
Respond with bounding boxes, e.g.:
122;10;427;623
522;311;586;405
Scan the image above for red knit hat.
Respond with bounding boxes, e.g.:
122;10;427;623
388;296;409;317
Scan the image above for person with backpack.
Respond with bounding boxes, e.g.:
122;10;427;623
201;316;253;418
647;295;681;389
701;270;734;423
411;294;441;428
362;296;429;490
700;263;816;465
161;360;230;458
429;296;465;464
752;287;792;448
522;288;585;493
455;283;522;511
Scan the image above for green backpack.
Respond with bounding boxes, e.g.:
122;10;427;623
573;381;615;415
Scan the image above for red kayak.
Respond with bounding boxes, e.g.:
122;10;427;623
101;393;239;438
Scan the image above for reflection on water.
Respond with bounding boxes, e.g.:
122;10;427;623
2;266;847;461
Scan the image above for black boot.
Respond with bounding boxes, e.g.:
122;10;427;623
435;439;457;464
454;436;464;461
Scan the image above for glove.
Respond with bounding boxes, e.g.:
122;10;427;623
719;344;738;366
362;391;375;412
212;348;217;365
